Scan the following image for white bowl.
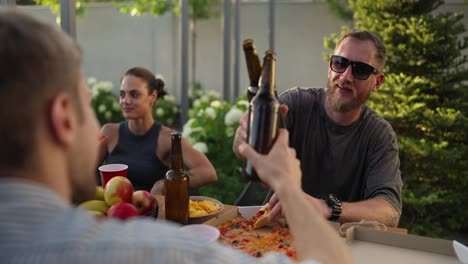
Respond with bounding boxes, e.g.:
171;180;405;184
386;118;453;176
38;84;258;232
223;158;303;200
180;224;220;243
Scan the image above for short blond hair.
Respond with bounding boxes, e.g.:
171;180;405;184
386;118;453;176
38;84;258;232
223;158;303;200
0;8;82;168
337;29;387;70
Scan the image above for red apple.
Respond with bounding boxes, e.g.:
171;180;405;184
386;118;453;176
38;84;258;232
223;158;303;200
132;190;156;215
107;202;139;220
104;176;133;206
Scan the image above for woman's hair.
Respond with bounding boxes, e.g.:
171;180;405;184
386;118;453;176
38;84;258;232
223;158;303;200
123;67;167;98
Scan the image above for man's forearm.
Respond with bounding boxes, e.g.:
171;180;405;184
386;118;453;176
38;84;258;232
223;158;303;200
277;186;351;264
339;197;400;227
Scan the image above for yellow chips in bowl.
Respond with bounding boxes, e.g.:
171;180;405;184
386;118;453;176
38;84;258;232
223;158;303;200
189;199;221;217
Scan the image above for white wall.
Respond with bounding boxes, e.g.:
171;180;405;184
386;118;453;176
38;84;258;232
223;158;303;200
19;1;468;101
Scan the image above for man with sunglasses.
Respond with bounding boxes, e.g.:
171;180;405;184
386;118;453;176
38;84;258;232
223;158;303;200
234;30;403;228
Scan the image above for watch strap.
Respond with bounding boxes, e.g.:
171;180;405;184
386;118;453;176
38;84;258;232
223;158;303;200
325;194;342;221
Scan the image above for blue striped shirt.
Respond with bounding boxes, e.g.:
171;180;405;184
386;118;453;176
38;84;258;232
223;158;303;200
0;178;319;264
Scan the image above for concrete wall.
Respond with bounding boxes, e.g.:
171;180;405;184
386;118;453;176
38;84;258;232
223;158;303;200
18;1;468;101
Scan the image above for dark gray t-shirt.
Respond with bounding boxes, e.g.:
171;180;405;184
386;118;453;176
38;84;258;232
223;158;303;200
280;87;403;213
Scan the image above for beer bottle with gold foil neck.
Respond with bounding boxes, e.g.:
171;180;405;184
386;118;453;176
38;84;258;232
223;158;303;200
243;51;280;181
165;132;189;224
242;39;262;102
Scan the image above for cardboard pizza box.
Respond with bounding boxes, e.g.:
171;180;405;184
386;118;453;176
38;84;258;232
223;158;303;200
347;226;459;263
204;206;461;263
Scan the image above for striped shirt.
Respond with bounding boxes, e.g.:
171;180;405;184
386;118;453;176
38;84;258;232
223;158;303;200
0;178;319;264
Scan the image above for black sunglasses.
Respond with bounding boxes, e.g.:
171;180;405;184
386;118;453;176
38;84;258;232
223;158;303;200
330;55;379;80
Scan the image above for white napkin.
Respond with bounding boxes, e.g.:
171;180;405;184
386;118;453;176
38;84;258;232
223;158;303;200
453;240;468;263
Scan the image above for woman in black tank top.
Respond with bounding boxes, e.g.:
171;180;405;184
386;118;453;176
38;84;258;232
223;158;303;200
97;67;217;193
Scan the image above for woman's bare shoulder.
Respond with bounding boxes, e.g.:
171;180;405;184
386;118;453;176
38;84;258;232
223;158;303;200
158;125;175;138
101;123;121;136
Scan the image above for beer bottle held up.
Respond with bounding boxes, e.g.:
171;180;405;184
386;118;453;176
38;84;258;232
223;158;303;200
165;132;189;225
242;39;262;102
243;51;280;182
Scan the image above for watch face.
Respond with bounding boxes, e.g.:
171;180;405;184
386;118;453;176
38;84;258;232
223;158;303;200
327;194;342;221
329;194;341;205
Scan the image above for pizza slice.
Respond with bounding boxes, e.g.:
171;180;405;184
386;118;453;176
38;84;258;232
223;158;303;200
252;203;271;229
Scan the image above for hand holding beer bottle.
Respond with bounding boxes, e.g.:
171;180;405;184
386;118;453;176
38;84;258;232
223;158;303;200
243;51;280;182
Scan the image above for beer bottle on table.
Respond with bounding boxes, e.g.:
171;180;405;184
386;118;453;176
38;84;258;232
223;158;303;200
165;132;189;225
243;51;280;182
242;39;262;102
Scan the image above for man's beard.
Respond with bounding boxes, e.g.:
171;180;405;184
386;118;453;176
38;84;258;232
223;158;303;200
326;80;371;113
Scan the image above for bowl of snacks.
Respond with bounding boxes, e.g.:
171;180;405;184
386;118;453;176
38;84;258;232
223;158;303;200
189;196;224;224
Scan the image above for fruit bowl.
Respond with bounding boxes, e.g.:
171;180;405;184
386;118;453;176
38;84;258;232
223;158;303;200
144;201;159;219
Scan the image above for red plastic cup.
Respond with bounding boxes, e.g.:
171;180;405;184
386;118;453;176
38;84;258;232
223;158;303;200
98;164;128;188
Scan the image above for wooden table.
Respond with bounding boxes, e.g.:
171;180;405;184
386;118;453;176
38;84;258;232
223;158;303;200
154;195;238;224
155;195;407;234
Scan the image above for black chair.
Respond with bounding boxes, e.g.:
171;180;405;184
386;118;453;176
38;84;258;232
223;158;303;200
234;181;273;206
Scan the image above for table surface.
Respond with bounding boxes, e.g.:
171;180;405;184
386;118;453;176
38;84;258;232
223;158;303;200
155;195;238;224
154;195;407;233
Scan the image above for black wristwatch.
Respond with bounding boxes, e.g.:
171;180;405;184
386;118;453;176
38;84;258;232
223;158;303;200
324;194;342;221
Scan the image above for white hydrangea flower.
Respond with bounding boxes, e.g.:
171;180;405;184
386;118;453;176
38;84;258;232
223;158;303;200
205;107;216;119
193;99;201;108
182;129;192;142
104;111;112;120
192;142;208;154
237;100;249;109
197;109;205;117
98;81;113;92
165;95;176;103
98;104;107;113
156;108;165;117
225;107;244;125
182;119;196;140
200;95;209;103
207;90;221;99
183;118;195;131
210;100;222;108
172;106;179;113
87;77;97;86
91;87;99;97
112;102;120;111
226;126;235;137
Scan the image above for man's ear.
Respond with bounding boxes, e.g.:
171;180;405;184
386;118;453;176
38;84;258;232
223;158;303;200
47;93;77;147
373;74;385;92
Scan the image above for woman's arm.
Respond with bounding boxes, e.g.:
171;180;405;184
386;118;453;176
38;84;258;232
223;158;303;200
157;127;217;189
97;124;119;167
97;125;110;166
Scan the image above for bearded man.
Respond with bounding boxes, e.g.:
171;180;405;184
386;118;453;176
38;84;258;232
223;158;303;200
234;30;403;227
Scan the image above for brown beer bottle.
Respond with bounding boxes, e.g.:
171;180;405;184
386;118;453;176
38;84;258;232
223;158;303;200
242;39;262;102
243;51;280;181
165;132;189;224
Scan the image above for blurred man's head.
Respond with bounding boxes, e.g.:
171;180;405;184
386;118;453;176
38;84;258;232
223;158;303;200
0;8;99;203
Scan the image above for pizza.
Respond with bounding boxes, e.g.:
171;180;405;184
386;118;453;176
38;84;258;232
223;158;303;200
252;203;270;229
217;208;296;259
